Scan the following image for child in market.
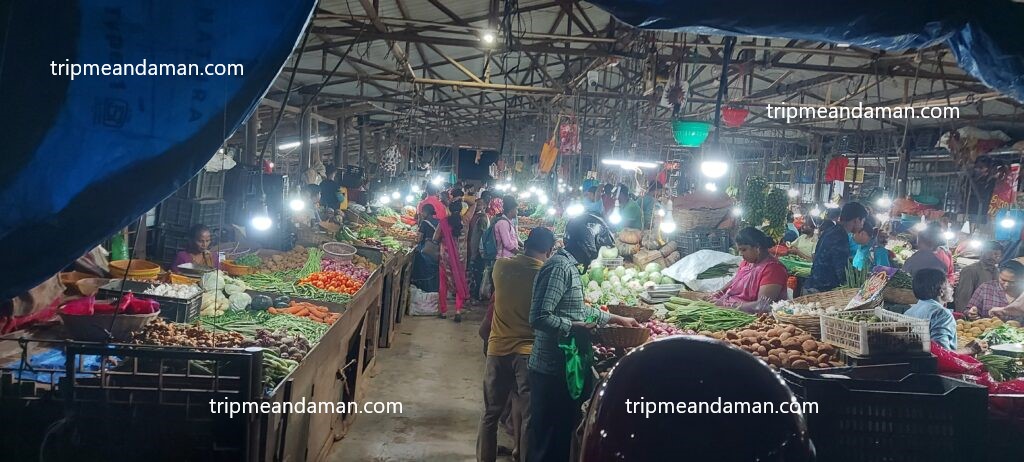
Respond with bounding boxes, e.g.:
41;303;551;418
905;268;986;355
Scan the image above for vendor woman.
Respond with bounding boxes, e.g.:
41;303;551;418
173;224;219;269
709;227;787;312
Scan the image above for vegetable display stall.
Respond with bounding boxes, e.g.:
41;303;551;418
0;239;391;462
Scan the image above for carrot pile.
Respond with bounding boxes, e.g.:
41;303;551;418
268;301;341;325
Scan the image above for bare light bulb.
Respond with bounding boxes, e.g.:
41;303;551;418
700;160;728;179
787;188;799;198
547;207;557;216
391;191;401;199
289;198;306;212
566;203;584;217
481;31;496;44
704;182;718;192
732;207;743;217
970;239;982;249
876;197;892;208
609;204;622;224
1001;218;1016;229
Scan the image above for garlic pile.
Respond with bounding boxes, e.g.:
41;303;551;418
771;300;838;315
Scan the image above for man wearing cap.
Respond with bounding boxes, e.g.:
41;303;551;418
477;227;556;462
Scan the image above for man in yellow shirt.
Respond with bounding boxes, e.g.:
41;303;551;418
477;227;556;462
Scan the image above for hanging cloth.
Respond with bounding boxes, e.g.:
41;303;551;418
539;137;559;174
824;156;849;182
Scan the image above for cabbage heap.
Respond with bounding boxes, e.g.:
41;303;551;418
581;262;674;306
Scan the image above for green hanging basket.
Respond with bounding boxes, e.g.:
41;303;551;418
672;120;712;147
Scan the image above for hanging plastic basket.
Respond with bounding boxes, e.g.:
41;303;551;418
721;106;749;128
671;120;711;147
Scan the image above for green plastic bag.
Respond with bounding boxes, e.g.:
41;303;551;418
110;231;128;261
559;313;599;400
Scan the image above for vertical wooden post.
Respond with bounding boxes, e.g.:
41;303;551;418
334;117;346;167
358;116;367;170
299;110;312;173
244;114;259;167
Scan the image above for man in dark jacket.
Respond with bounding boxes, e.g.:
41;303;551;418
807;202;867;292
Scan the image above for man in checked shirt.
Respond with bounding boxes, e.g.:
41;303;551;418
526;213;639;462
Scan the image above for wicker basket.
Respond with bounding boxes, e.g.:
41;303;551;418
792;288;880;311
221;260;257;277
673;208;728;231
773;311;822;338
883;287;918;305
377;216;398;228
595;326;650;349
608;305;654;323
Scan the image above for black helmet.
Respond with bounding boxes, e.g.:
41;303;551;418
580;336;815;462
564;213;615;264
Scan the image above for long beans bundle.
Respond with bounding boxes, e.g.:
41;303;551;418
240;248;352;304
665;297;756;332
978;354;1023;382
200;310;270;337
263;314;330;344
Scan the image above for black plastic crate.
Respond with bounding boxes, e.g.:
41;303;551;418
159;197;226;229
174;169;226;199
676;228;731;256
97;279;203;323
781;368;988;462
158;228;191;263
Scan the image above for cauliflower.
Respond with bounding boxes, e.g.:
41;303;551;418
587;281;600;291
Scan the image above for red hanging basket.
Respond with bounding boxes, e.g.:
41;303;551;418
721;106;749;128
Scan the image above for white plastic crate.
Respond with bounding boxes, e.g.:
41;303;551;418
819;307;930;356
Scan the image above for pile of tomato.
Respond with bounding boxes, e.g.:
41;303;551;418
299;271;363;295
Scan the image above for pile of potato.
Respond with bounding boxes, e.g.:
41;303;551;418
702;316;841;369
956;317;1021;347
259;245;309;272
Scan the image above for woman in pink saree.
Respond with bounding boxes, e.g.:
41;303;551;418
710;227;787;313
434;195;470;322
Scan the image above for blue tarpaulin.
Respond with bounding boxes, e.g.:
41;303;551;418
587;0;1024;103
1;0;316;300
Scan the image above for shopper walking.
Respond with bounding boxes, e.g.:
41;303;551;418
435;195;469;322
494;197;520;259
477;228;556;462
527;214;639;462
411;204;440;292
468;191;495;301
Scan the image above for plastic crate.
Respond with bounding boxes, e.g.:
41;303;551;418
597;257;624;268
675;228;730;256
174;169;226;199
820;307;930;356
159;197;226;229
781;369;988;462
97;279;202;323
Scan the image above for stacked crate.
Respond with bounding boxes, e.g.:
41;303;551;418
158;170;227;263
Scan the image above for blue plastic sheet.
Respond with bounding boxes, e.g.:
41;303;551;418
4;348;103;384
587;0;1024;102
1;0;315;300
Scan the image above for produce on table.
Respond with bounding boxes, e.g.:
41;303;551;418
132;318;246;348
977;354;1023;382
696;263;737;280
844;260;872;289
778;256;812;277
262;348;300;387
241;271;353;304
741;177;788;241
298;271;364;295
259;246;310;272
887;270;913;289
200;309;269;337
321;258;371;282
352;254;378;272
642;319;694;340
770;299;838;315
979;324;1024;346
665;298;757;332
263;312;331;343
243;328;311;360
702;316;840;369
583;263;663;306
200;291;230;317
142;282;202;299
268;300;342;325
957;318;1018;346
234;254;263;267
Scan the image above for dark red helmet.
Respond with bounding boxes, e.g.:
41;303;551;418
580;335;815;461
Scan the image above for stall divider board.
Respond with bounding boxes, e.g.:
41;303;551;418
396;251;414;324
378;250;408;348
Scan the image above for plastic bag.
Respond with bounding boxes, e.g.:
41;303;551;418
931;341;985;376
661;249;741;292
61;296;95;316
409;287;439;316
560;336;587;400
201;271;227;292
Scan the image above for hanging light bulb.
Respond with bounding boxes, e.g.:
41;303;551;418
520;191;531;199
787;188;799;198
405;194;415;204
914;216;927;231
530;186;538;193
704;182;718;192
547;207;557;216
970;239;982;249
391;191;401;199
566;203;584;217
943;229;956;240
379;195;391;206
1001;217;1016;229
700;160;728;179
510;186;518;192
609;200;622;224
289;198;306;212
874;213;889;223
411;184;421;193
538;195;549;205
810;206;821;217
250;204;272;231
431;176;443;186
660;213;676;234
732;206;743;217
657;208;666;217
876;196;892;208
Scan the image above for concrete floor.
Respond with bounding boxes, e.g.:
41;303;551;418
329;305;513;461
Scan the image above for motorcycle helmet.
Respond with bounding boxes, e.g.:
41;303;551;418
564;213;615;264
580;336;815;461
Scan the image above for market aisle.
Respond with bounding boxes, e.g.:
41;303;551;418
329;307;499;461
